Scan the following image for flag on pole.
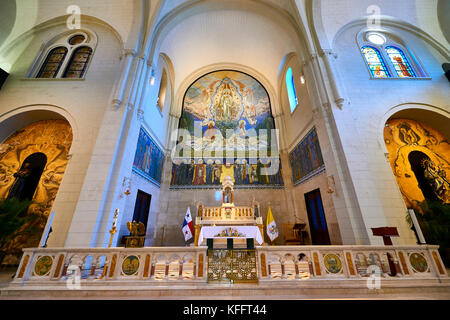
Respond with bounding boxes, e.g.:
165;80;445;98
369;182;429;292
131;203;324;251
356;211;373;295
182;207;194;242
266;206;278;242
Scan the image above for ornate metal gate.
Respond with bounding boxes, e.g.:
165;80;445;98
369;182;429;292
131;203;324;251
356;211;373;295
207;249;258;284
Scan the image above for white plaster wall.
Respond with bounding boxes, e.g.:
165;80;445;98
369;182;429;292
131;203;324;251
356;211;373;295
331;23;450;245
0;21;125;247
319;0;449;49
157;8;298;99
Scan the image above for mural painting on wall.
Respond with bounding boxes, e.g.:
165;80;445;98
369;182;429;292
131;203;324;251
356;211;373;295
384;118;450;210
133;127;165;186
171;70;283;188
0;120;72;257
289;127;325;185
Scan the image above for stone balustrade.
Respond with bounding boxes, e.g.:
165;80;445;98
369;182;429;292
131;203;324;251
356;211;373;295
12;247;208;287
257;245;448;281
8;244;448;289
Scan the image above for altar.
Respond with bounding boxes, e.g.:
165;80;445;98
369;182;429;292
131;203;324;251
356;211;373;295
198;226;264;246
194;175;264;247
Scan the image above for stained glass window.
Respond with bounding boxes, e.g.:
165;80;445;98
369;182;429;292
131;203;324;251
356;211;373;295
37;47;68;78
68;34;86;46
361;46;390;78
63;46;92;78
286;67;298;112
385;46;416;78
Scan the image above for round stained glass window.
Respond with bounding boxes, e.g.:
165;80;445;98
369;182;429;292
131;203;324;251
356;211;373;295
69;34;86;45
367;33;386;45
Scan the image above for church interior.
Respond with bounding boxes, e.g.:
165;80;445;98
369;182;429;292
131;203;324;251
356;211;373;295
0;0;449;299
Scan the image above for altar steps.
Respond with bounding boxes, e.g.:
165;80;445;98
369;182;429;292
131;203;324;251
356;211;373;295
2;278;450;299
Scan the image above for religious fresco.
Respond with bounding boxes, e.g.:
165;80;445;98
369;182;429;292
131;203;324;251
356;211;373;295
179;70;275;156
384;118;450;210
170;158;284;188
289;128;325;185
133;127;165;186
0;120;72;257
171;70;283;189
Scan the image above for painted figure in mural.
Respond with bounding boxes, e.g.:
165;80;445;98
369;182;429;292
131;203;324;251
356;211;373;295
178;161;187;185
7;163;33;200
398;123;420;146
193;160;207;185
206;160;214;184
224;187;232;204
187;160;195;183
213;161;222;185
422;159;449;202
309;134;320;169
220;163;235;184
234;160;242;185
250;164;258;184
241;159;250;184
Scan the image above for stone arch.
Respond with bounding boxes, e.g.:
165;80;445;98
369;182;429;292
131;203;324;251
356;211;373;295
382;105;450;209
379;103;450;155
146;0;309;66
0;107;74;259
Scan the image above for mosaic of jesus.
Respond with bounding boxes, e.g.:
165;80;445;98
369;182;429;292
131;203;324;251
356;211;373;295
179;70;276;157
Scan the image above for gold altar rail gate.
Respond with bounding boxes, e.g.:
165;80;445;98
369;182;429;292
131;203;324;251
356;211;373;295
207;249;258;284
6;245;448;288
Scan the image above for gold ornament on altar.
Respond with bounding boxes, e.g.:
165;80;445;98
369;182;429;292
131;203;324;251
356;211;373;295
127;221;146;237
125;220;146;248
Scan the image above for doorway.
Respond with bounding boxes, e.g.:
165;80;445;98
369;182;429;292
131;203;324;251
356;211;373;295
305;189;331;245
132;190;151;227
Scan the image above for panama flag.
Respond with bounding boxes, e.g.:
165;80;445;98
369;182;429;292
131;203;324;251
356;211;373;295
182;207;194;242
266;206;279;242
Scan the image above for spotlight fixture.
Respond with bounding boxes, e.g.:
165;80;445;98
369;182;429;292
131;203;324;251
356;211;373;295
149;66;156;86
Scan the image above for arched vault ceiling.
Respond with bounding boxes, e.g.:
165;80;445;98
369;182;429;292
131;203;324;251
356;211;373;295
154;0;304;98
316;0;449;49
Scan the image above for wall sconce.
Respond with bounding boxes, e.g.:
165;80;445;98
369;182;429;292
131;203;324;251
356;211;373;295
327;175;336;194
300;75;305;85
149;67;156;86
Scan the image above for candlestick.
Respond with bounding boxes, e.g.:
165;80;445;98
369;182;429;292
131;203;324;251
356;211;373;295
108;209;119;248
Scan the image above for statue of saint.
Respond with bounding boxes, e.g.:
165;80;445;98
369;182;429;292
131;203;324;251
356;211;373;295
7;163;32;200
423;160;449;202
223;187;232;204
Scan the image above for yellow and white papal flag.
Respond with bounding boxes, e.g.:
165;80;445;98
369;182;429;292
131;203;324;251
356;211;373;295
266;206;279;242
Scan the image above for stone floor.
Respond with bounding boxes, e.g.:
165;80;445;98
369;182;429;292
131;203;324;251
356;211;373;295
2;268;450;300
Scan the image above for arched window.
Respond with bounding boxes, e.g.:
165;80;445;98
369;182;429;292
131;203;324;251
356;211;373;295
37;47;68;78
385;46;416;78
33;32;95;79
286;67;298;113
157;69;168;112
361;46;390;78
358;31;425;79
63;46;93;78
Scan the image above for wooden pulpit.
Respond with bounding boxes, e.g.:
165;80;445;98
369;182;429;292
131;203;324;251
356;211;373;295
371;227;399;245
